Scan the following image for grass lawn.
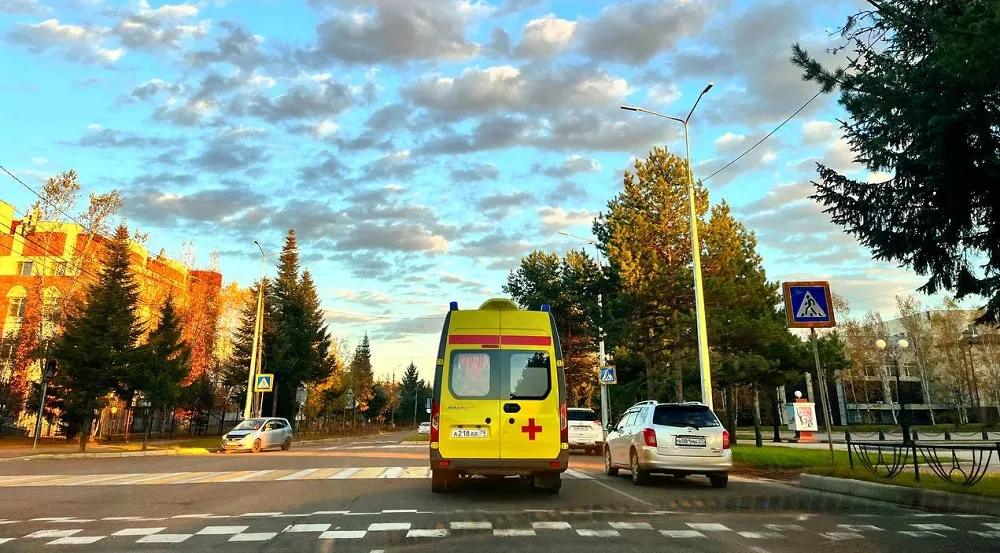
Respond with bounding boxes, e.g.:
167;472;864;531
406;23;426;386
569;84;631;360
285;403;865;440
732;444;1000;499
403;434;430;442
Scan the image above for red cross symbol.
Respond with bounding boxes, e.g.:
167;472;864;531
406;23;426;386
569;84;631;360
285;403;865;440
521;418;543;440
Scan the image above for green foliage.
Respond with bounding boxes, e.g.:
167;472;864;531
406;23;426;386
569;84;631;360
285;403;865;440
137;294;192;447
49;224;143;450
791;1;1000;321
222;280;274;410
348;334;375;412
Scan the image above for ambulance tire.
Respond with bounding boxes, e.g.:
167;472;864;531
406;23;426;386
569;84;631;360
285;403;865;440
545;474;562;494
533;472;561;494
431;470;456;493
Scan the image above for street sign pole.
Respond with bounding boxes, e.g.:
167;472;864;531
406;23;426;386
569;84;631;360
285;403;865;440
32;359;56;451
783;281;838;465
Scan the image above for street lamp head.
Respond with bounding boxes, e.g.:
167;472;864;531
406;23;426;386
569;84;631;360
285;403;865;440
620;105;638;111
794;390;802;399
898;339;909;350
702;82;714;95
875;339;887;350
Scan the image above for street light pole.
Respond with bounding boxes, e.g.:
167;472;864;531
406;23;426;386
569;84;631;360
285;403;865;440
876;338;910;442
243;240;266;420
558;231;610;435
621;82;715;409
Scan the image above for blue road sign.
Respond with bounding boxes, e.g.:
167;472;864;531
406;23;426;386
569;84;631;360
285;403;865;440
254;373;274;392
783;281;836;328
599;366;618;385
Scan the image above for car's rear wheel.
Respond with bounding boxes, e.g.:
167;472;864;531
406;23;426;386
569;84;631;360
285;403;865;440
630;449;650;486
431;470;456;493
281;437;292;451
251;439;262;453
604;447;618;476
709;473;729;488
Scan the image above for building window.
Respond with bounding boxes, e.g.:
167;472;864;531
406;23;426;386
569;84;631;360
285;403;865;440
6;298;26;319
16;261;34;276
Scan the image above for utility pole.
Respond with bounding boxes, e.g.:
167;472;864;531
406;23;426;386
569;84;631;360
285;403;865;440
243;241;266;420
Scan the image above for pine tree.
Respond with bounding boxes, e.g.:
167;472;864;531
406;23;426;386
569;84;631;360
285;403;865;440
50;224;143;451
349;334;375;413
138;293;191;450
400;362;420;405
300;270;333;383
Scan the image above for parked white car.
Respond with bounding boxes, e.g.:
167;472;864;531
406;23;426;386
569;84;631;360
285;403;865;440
604;400;732;487
417;421;431;434
221;417;293;453
567;407;604;455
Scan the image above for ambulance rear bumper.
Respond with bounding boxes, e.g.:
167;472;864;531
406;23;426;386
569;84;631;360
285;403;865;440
430;448;569;475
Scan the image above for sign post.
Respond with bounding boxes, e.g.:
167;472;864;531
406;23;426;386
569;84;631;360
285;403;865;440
782;281;837;464
32;359;57;451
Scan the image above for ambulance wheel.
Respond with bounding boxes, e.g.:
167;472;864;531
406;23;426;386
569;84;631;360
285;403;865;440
533;472;561;494
545;474;562;494
431;470;456;493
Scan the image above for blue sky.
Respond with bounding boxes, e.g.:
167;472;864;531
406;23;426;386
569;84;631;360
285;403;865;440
0;0;955;381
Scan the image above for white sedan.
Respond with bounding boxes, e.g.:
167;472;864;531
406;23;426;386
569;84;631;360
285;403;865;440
417;422;431;434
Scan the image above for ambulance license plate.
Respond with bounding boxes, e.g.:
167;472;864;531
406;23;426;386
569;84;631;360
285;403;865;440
451;428;489;438
675;436;706;447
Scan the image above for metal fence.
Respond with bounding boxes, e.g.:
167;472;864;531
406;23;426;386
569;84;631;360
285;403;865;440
846;429;1000;487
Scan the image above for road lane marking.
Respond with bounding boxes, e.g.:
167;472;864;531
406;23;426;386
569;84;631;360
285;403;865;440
31;518;75;522
900;531;946;538
277;469;320;481
609;522;652;530
821;532;863;541
687;523;731;532
407;529;449;538
63;474;140;486
532;522;571;530
283;524;331;533
971;531;1000;538
577;477;656;507
223;470;274;482
0;538;13;545
172;472;225;485
765;524;804;532
47;536;104;545
172;514;213;519
565;469;594;479
196;526;249;535
494;529;535;537
23;529;82;539
382;509;418;513
319;530;367;539
230;532;278;542
368;522;411;531
577;529;619;537
354;467;388;478
738;532;785;539
136;534;192;543
401;467;431;478
311;511;349;515
985;523;1000;530
329;468;361;479
111;528;166;536
838;524;883;532
309;468;345;479
910;523;955;531
141;472;200;485
112;472;188;485
451;522;492;530
660;530;706;538
378;467;404;478
241;512;282;517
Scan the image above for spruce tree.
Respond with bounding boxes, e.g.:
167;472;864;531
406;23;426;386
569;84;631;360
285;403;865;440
50;224;143;451
349;334;375;413
300;270;333;383
138;293;191;450
223;279;273;412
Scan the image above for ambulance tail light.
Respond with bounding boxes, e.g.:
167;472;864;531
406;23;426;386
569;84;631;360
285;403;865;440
559;403;568;443
430;401;440;442
642;428;658;447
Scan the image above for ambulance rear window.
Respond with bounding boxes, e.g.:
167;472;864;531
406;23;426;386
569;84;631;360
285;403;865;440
450;352;496;398
508;352;551;399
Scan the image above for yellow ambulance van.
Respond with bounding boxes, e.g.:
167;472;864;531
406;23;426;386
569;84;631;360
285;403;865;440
429;298;568;493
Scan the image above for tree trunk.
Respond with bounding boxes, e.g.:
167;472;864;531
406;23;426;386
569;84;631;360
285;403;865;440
271;380;279;418
725;384;737;446
79;397;93;453
770;387;782;442
752;385;763;448
142;407;154;451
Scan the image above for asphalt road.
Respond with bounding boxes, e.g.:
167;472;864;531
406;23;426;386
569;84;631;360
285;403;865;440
0;432;997;552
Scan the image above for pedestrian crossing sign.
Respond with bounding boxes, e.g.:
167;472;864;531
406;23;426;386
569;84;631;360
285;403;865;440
782;281;836;328
254;373;274;392
599;366;617;385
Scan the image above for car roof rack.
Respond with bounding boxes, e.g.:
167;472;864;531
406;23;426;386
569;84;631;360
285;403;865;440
633;400;658;406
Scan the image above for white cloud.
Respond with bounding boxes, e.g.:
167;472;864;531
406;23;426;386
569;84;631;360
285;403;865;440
802;120;838;146
515;14;576;58
538;207;594;230
648;83;681;105
714;132;747;154
0;0;51;15
7;19;121;65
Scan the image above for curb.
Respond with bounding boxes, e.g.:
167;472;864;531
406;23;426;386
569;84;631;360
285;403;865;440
15;448;214;460
800;473;1000;517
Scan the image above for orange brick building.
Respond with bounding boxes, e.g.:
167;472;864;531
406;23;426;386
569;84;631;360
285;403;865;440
0;200;223;435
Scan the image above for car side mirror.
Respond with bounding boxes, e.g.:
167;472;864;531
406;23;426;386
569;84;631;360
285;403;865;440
606;423;615;433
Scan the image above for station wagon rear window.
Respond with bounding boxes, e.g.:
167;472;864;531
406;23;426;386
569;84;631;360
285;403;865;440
508;351;551;399
653;405;721;428
450;352;496;398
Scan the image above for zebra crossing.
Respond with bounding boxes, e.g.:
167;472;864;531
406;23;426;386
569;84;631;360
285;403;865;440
0;467;602;488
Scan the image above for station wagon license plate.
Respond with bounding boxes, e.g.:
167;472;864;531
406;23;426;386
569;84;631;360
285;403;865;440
451;428;489;438
675;436;706;447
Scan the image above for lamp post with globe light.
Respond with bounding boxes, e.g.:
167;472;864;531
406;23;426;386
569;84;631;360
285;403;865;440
875;338;910;442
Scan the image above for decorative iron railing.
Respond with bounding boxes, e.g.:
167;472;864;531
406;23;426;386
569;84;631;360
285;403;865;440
846;430;999;487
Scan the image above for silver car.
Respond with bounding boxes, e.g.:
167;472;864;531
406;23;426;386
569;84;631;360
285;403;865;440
221;417;294;453
604;400;732;487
